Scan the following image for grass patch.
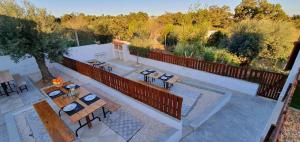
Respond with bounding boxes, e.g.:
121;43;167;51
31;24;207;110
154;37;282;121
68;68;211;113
290;81;300;109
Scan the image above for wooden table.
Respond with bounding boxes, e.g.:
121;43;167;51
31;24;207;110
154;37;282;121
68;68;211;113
142;70;180;89
41;82;106;136
0;70;14;96
86;59;112;72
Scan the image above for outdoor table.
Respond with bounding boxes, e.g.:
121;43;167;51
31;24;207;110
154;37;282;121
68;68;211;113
140;69;156;82
158;74;179;89
41;82;106;137
86;59;112;71
0;70;14;96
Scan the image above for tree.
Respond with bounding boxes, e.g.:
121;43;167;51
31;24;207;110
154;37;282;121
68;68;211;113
228;20;263;64
0;0;68;82
229;32;263;65
208;5;233;28
234;0;288;21
234;0;258;21
61;13;89;46
228;19;296;65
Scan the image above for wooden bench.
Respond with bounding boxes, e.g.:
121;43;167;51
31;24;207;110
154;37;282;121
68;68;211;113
83;85;121;117
33;101;75;142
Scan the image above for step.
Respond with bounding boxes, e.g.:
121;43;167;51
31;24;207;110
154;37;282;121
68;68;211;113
189;92;231;130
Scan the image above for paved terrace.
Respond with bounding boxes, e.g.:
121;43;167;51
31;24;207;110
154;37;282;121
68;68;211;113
0;58;277;142
106;59;277;142
0;72;177;142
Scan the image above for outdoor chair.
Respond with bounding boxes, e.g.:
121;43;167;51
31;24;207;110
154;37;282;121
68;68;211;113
106;65;113;72
12;74;28;93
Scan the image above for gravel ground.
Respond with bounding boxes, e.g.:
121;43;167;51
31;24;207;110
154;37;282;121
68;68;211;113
280;107;300;142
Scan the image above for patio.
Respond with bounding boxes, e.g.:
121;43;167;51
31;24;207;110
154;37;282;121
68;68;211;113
103;58;277;141
0;43;282;142
0;68;178;142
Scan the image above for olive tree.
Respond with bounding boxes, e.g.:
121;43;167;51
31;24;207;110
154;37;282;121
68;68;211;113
0;0;69;82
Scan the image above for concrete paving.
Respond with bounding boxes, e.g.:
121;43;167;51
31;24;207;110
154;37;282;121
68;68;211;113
108;59;277;142
181;93;276;142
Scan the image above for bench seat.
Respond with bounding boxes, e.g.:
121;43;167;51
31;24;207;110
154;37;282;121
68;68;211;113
33;100;75;142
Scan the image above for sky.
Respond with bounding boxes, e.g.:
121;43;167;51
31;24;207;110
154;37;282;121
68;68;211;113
16;0;300;17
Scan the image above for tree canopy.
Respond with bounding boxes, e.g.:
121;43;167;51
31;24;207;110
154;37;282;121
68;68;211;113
0;0;69;82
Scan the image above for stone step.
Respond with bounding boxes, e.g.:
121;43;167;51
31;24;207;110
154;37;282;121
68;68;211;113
189;92;231;130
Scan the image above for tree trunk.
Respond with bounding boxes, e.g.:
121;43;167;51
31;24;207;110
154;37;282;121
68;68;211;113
35;57;53;83
75;31;80;46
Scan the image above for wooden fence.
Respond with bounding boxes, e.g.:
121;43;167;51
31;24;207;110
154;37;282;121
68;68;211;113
265;69;300;141
62;57;183;120
147;51;287;100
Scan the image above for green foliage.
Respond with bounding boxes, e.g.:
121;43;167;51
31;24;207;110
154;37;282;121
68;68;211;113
204;48;241;65
229;31;263;63
128;46;150;58
203;50;216;62
0;0;69;81
0;0;68;62
61;12;150;42
290;81;300;109
173;41;204;58
206;31;229;48
234;0;289;21
250;57;287;72
229;19;297;63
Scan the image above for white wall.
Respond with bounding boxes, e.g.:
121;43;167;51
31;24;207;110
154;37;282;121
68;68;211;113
122;44;260;96
66;43;114;62
0;44;114;76
0;56;40;75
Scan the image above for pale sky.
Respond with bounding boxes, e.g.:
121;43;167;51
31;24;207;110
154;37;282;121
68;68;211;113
16;0;300;17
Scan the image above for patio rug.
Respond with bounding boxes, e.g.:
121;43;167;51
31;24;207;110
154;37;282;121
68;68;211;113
102;109;144;141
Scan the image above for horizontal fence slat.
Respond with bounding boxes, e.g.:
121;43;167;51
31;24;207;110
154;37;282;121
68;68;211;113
147;51;288;100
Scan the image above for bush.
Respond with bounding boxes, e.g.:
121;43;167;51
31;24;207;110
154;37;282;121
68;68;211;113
204;47;241;65
229;32;263;63
203;50;216;61
206;31;229;48
128;45;150;58
173;41;204;58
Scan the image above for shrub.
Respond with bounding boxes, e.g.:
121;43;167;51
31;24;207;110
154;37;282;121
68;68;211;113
206;31;229;48
203;50;216;62
173;41;204;58
204;47;241;65
128;45;150;58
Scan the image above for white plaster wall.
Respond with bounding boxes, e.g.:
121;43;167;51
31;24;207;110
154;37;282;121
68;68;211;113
66;43;114;62
0;43;114;77
0;56;40;75
122;44;259;96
